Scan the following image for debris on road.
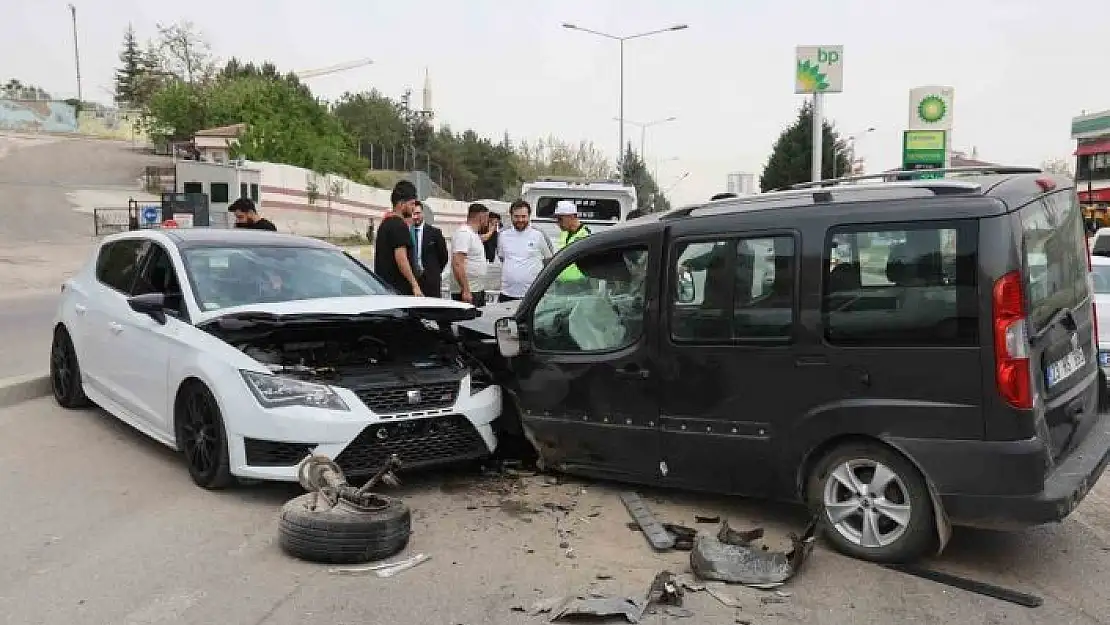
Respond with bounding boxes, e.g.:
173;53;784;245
646;570;684;607
551;596;646;623
883;564;1044;608
695;515;721;524
278;454;411;565
328;553;430;577
619;491;675;551
704;583;740;608
690;519;817;588
663;523;697;551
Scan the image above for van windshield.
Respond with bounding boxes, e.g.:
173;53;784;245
1021;191;1089;330
535;197;623;221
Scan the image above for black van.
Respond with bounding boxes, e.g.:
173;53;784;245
478;167;1110;563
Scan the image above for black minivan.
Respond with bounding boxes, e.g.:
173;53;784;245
474;167;1110;563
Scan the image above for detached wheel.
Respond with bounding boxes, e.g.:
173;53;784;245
807;442;934;563
175;382;234;490
50;326;89;409
278;493;411;564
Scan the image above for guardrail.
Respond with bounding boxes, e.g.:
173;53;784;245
93;207;132;236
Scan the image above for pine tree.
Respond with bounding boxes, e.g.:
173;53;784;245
759;100;850;192
114;24;143;106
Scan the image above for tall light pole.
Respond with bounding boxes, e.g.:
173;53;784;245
563;22;688;183
615;116;677;160
67;3;82;105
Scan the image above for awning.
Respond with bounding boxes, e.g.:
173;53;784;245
1075;139;1110;156
1079;187;1110;203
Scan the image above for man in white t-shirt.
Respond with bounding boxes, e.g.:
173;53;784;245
497;199;554;302
450;203;490;305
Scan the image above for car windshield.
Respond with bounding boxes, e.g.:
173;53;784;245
1093;265;1110;294
182;245;390;311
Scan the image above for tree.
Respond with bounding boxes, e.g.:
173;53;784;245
149;20;216;84
514;136;613;182
759;100;850;192
2;79;50;100
1041;158;1075;179
333;90;411;167
114;24;144;106
621;144;671;213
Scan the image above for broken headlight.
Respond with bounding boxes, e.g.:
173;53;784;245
240;370;349;411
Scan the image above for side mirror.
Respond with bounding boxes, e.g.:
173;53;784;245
677;266;696;304
495;317;522;358
128;292;168;325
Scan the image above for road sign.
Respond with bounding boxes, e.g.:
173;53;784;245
903;130;946;179
140;206;161;226
795;45;844;94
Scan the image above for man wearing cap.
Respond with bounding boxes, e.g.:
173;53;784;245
554;200;591;283
374;181;423;296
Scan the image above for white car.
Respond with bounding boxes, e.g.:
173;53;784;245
49;228;502;489
1092;255;1110;372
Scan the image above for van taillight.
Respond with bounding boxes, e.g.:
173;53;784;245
993;271;1032;410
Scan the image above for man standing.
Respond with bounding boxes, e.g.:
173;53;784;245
497;199;554;302
374;181;423;296
411;200;449;298
450;203;490;306
554;200;591;283
228;198;277;230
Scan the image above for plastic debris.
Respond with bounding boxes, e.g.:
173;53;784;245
551;596;646;623
690;519;817;588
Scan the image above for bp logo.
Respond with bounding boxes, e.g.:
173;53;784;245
917;95;947;124
796;60;830;92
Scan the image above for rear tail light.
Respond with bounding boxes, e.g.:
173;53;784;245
993;271;1033;410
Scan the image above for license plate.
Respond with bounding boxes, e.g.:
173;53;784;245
1101;351;1110;367
1046;348;1086;388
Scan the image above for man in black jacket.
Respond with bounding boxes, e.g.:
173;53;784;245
411;201;449;298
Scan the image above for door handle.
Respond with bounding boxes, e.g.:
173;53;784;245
795;355;828;367
74;303;87;315
616;364;650;380
108;321;124;334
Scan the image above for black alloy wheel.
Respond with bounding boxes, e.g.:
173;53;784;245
50;327;89;409
176;383;234;490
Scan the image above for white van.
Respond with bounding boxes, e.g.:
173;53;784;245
521;177;637;244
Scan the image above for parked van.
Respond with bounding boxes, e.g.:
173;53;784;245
478;166;1110;563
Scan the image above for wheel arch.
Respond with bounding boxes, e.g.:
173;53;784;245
796;433;952;556
171;376;209;449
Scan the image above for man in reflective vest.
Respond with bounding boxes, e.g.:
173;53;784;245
554;200;592;283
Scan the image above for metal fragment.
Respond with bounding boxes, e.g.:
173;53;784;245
373;553;430;578
551;595;646;623
619;491;675;551
690;519;817;588
883;564;1043;608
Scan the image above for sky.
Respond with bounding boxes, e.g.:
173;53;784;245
3;0;1109;206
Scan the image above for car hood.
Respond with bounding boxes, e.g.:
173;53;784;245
194;295;479;328
454;300;520;337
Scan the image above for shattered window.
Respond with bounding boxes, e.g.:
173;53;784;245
531;245;649;353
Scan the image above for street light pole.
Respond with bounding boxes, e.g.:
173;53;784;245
563;22;688;184
67;3;82;105
833;127;875;178
615;116;678;162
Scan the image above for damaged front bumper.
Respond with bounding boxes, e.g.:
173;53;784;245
221;375;502;481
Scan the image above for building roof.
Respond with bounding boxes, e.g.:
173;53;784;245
194;123;246;138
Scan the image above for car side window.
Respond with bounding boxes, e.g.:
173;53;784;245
95;240;148;293
131;244;186;316
671;235;796;342
823;224;978;346
531;245;649;353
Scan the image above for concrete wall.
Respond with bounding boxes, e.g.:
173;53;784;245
249;160;509;239
77;108;148;142
0;100;77;133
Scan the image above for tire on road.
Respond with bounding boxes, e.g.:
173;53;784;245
806;441;935;564
50;325;90;409
174;381;235;490
278;493;411;564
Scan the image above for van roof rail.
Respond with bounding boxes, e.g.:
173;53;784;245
781;166;1042;191
531;176;624;185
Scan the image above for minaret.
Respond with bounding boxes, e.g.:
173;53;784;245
420;68;433;122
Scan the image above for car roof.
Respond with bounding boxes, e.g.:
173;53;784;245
1092;255;1110;266
105;228;339;251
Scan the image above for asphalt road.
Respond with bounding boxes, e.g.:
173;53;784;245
3;396;1110;624
0;291;58;379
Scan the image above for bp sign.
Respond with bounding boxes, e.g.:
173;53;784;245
794;45;844;94
908;86;954;131
903;130;946;179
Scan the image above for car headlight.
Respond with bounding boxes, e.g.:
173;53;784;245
240;370;349;411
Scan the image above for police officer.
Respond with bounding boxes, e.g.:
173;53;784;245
553;200;591;285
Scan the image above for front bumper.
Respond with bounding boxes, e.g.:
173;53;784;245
222;376;502;481
894;408;1110;530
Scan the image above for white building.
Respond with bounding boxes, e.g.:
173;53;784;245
726;172;756;196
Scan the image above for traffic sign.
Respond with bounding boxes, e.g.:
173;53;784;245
140;206;160;226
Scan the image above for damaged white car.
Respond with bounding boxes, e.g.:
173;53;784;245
49;229;501;489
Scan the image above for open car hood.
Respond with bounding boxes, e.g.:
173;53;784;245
454;299;520;338
194;295;479;329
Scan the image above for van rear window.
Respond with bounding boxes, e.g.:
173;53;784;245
535;197;623;221
1021;191;1089;331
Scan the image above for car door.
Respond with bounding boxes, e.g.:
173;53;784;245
660;227;802;496
110;242;190;432
84;238;148;400
508;236;664;484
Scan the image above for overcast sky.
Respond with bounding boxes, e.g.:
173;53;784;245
3;0;1108;205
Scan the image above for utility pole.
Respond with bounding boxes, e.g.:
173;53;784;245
67;4;82;105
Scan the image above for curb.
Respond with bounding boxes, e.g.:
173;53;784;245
0;373;51;409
